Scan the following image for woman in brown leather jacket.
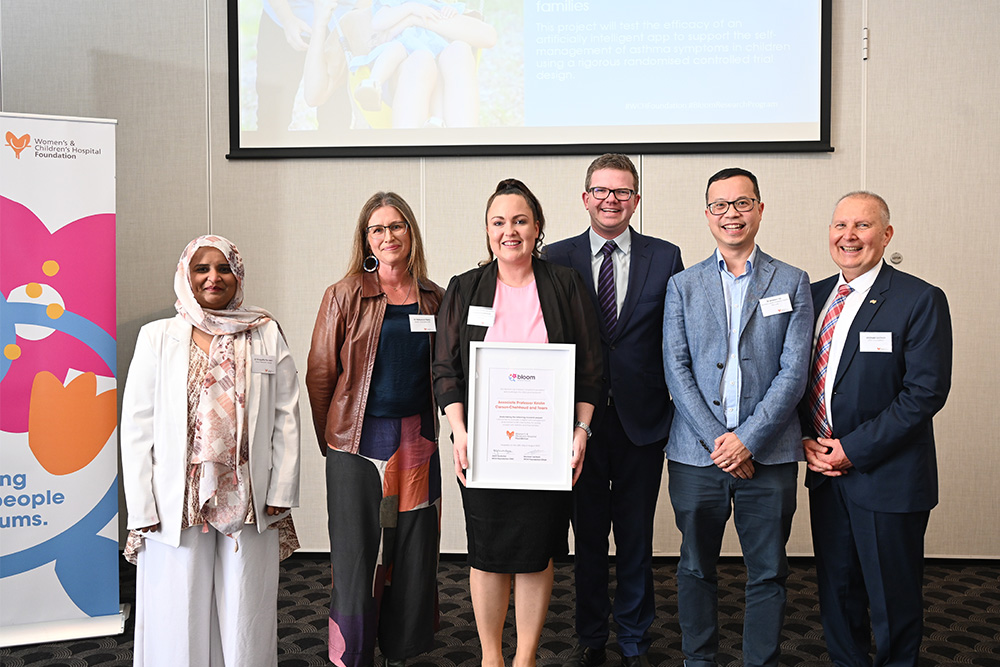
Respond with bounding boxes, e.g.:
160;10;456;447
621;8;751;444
305;192;444;667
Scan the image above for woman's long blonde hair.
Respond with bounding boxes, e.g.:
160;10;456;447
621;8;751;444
346;192;429;282
346;192;431;311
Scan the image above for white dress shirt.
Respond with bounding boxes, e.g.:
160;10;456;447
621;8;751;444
813;262;883;429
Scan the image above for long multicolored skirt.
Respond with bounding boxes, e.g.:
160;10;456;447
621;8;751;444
325;409;441;667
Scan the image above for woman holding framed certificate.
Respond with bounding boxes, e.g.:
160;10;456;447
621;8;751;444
433;179;603;667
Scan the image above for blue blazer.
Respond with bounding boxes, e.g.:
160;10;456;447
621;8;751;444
663;249;813;465
801;263;952;513
544;227;683;446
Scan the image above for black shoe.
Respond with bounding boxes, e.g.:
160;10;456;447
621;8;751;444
622;655;651;667
566;644;606;667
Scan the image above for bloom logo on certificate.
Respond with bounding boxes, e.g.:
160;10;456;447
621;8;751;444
467;342;573;490
487;368;555;464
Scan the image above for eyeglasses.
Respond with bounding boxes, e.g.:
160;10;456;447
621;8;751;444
707;197;759;215
367;221;409;238
588;187;636;202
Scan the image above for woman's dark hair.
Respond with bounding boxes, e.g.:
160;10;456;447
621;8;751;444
481;178;546;265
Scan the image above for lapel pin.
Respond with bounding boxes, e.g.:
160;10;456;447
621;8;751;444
869;299;877;304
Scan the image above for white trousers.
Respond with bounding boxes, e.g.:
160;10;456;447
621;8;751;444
134;524;279;667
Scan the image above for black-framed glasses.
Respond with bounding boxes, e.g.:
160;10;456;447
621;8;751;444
588;187;635;202
707;197;758;215
367;221;409;238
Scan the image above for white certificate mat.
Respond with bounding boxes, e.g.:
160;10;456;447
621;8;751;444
467;342;576;490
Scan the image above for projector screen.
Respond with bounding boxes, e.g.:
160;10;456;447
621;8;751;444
228;0;831;158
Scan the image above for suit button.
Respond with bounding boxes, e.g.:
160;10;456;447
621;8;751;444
610;345;616;351
713;400;720;406
717;362;724;369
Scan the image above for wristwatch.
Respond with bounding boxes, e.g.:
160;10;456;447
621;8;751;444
574;421;592;440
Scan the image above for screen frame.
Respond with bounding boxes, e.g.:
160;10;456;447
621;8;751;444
226;0;833;159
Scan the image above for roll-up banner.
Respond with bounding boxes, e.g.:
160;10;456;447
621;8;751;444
0;112;124;646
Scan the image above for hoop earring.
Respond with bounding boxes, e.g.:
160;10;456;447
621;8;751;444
363;255;379;273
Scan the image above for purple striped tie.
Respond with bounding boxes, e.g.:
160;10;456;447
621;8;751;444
598;240;618;336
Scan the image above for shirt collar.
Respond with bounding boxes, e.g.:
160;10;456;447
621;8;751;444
715;246;757;277
837;260;883;293
589;226;631;257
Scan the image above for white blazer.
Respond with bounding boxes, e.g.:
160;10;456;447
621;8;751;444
121;315;301;547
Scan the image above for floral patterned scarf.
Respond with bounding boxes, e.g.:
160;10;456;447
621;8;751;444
174;235;273;540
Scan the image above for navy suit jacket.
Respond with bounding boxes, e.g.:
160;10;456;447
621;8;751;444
801;263;952;513
663;249;813;465
544;227;683;446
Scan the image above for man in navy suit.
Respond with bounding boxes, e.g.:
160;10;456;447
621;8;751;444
545;154;683;667
662;167;813;667
802;192;952;667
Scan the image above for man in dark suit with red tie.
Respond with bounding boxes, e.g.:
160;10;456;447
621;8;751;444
802;191;952;667
545;154;683;667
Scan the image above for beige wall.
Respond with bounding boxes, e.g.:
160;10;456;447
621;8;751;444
2;0;996;557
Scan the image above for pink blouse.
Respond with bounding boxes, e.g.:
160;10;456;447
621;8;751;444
484;278;549;344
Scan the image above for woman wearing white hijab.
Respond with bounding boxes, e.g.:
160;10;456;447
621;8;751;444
121;235;300;667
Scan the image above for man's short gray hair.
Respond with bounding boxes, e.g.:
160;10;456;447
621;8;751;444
836;191;890;227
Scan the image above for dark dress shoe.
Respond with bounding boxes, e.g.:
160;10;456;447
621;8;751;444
622;655;651;667
566;644;606;667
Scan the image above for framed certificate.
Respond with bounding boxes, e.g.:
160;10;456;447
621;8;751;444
466;342;576;490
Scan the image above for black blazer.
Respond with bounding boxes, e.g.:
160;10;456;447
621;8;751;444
544;227;684;446
432;257;604;419
801;263;952;513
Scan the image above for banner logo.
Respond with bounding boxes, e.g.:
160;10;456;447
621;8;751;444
5;132;31;159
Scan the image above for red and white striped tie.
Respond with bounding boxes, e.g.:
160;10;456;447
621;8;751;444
807;284;853;437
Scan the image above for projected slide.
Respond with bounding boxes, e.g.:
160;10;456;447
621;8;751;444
229;0;828;156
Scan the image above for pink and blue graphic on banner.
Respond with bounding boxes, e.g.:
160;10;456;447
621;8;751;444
0;194;119;625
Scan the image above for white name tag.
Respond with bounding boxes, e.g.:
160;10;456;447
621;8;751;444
859;332;892;353
251;354;276;374
467;305;496;328
759;293;793;317
409;314;436;332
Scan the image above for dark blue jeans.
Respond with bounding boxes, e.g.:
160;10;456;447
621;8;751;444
668;460;798;667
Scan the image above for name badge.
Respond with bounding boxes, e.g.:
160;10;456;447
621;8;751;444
467;305;496;328
759;293;793;317
860;332;892;353
409;314;436;332
252;354;276;374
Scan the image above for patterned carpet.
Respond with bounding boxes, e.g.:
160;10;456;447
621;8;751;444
2;556;999;666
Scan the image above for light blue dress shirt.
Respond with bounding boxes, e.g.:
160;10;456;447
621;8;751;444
716;247;756;429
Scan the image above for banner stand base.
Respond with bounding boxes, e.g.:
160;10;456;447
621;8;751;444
0;604;130;648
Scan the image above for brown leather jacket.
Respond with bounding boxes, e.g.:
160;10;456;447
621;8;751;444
305;272;444;455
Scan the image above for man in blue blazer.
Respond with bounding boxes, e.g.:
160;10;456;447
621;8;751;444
545;154;683;667
662;168;813;667
801;192;952;667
